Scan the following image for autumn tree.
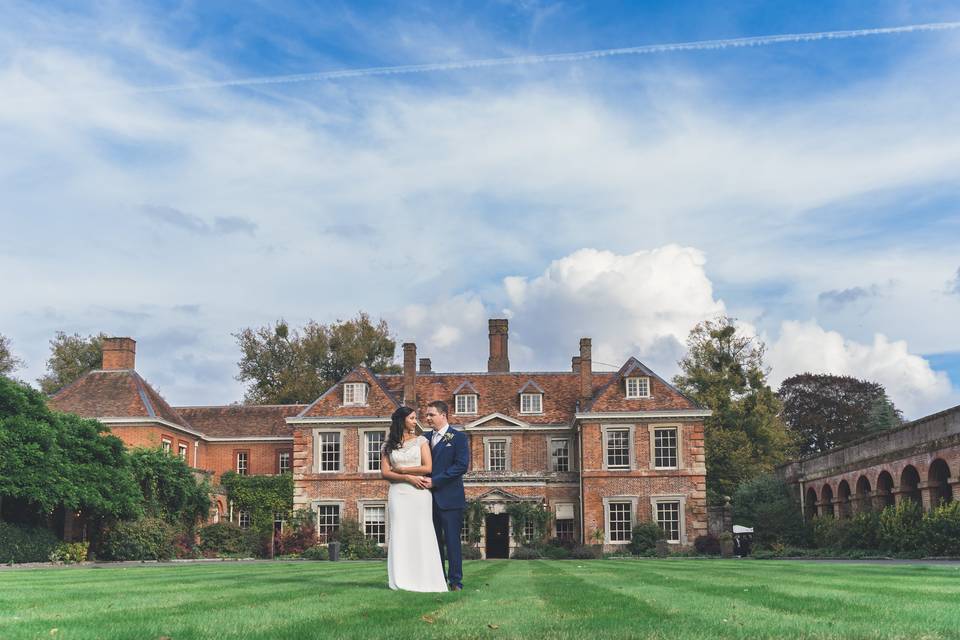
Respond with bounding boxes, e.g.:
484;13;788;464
37;332;107;395
673;317;794;504
234;312;401;404
0;334;23;377
778;373;903;457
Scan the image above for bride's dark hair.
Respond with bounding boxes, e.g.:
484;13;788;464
385;406;415;454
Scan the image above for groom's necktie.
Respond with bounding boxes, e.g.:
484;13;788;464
432;430;442;448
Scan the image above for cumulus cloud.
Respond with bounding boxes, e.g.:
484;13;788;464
767;320;953;417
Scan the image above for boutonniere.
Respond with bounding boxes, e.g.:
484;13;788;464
442;432;454;443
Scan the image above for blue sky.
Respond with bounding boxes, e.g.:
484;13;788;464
1;1;959;416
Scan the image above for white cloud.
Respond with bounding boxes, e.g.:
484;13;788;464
767;320;954;418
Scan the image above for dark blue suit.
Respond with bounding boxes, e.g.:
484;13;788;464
430;427;469;588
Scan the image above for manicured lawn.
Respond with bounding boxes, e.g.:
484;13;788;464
2;559;960;639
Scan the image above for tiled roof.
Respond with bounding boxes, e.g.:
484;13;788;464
49;369;190;427
298;366;401;418
176;404;306;438
584;357;701;413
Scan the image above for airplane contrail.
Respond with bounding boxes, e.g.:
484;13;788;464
133;21;960;94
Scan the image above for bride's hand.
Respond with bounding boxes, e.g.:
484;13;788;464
408;475;429;489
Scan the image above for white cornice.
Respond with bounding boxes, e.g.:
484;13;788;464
286;416;392;425
97;417;207;439
461;412;529;430
575;410;712;420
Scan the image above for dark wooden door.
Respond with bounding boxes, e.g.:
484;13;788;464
485;513;510;558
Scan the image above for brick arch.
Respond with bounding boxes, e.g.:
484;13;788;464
876;470;895;508
854;475;872;512
836;480;852;518
928;458;953;506
805;486;818;520
899;465;922;504
820;483;835;517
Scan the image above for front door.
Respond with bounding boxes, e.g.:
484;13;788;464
485;514;510;558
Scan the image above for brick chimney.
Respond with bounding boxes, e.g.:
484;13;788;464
403;343;417;407
579;338;592;403
419;358;432;374
572;356;581;374
487;319;510;373
102;337;136;370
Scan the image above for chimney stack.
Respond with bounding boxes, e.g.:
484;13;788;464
487;319;510;372
102;337;136;370
572;356;581;374
402;343;417;407
419;358;432;374
579;338;593;403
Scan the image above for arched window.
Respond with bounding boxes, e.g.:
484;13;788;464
928;459;953;507
820;484;835;518
837;480;852;519
876;471;895;509
855;475;872;512
899;465;922;505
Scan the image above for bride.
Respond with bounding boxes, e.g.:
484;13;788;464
380;406;448;592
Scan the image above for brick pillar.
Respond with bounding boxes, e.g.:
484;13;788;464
919;481;938;512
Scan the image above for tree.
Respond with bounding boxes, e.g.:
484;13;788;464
37;332;106;395
234;312;401;404
731;474;808;548
0;334;24;377
778;373;903;457
128;448;212;528
673;317;794;504
0;376;141;526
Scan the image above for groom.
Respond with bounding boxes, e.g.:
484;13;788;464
422;400;469;591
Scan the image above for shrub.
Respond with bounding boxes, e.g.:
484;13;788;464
845;511;880;550
0;522;60;564
694;534;721;556
543;545;571;560
921;501;960;556
330;520;386;560
49;541;89;563
462;546;482;560
300;545;329;561
197;522;259;557
98;517;177;561
628;522;665;556
878;501;924;553
811;516;847;549
570;544;602;560
279;521;317;556
511;546;543;559
732;474;809;547
546;536;576;550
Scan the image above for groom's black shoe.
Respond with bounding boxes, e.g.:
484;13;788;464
450;584;462;591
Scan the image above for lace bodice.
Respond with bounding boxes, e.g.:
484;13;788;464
388;435;426;468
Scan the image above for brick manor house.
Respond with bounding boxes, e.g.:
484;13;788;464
50;320;709;556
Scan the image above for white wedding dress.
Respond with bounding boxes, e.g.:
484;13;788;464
387;436;448;592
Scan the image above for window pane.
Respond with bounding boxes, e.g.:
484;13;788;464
366;432;385;471
551;439;569;472
279;451;291;474
237;452;248;475
238;510;251;529
606;430;630;469
654;428;678;468
556;519;575;541
178;444;187;460
609;502;632;542
523;520;536;543
364;505;386;544
320;433;341;471
656;501;681;542
318;505;340;543
489;441;507;471
521;393;541;413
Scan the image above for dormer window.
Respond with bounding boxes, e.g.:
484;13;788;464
520;393;542;414
455;394;478;415
343;382;368;406
625;376;650;399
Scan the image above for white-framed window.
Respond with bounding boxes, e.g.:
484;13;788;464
343;382;368;406
653;427;678;469
520;393;542;414
605;428;631;470
523;520;536;543
178;443;188;460
556;519;575;541
607;501;633;543
362;504;386;545
318;432;342;472
278;451;291;474
487;439;508;471
316;504;341;543
625;376;651;398
455;394;478;415
364;431;386;472
655;501;681;542
550;438;570;472
460;519;471;544
161;438;172;454
238;510;251;529
236;451;249;475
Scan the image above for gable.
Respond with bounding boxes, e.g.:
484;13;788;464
462;412;530;430
298;366;400;418
585;357;699;413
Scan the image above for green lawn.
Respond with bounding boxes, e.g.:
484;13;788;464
2;559;959;639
